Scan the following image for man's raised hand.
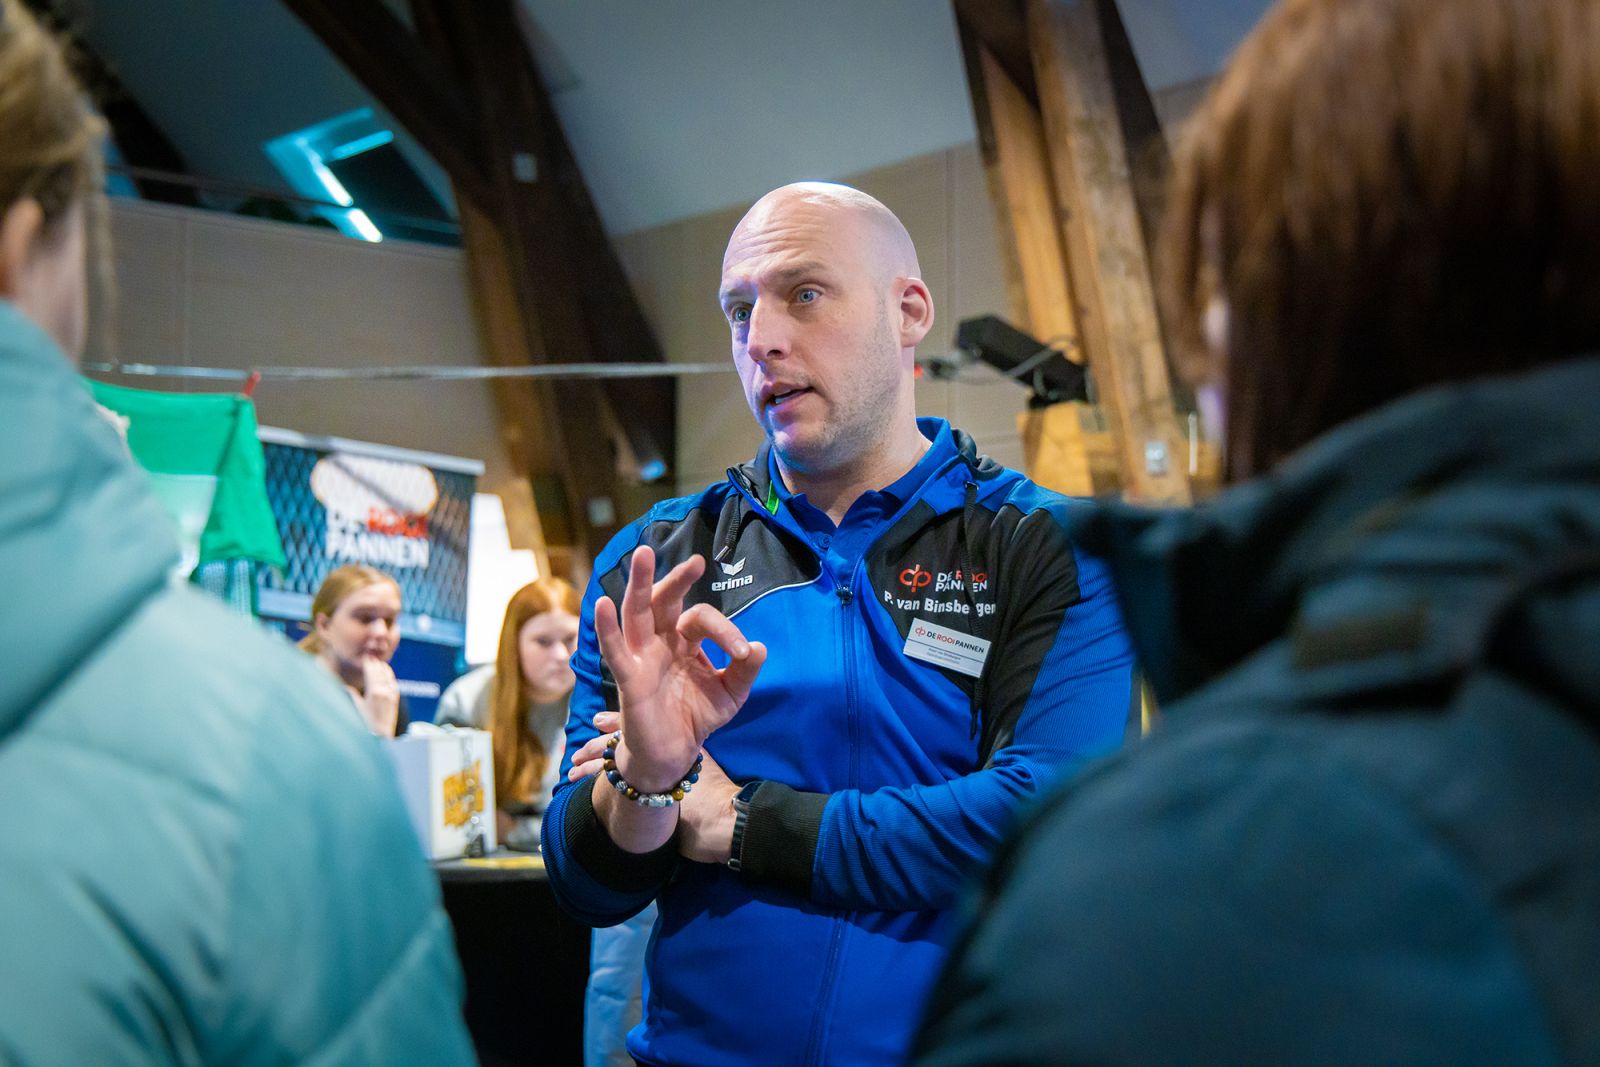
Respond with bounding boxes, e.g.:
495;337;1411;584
593;546;766;793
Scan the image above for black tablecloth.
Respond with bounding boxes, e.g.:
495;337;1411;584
436;855;592;1067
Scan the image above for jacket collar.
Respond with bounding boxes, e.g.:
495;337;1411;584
728;417;997;520
1075;356;1600;709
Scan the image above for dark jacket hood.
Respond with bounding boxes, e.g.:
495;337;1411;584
1076;356;1600;718
0;302;176;737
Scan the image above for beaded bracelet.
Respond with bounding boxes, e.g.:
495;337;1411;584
603;731;703;808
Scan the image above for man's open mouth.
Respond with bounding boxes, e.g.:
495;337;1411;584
765;386;811;409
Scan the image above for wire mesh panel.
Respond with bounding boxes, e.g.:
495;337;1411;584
255;430;479;644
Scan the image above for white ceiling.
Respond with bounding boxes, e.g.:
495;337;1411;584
73;0;1274;236
520;0;1274;233
517;0;978;234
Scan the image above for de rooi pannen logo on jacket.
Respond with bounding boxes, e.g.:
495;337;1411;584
885;563;994;618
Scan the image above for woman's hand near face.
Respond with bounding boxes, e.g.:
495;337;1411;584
357;656;401;736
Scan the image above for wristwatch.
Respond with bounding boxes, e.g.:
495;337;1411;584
727;780;764;872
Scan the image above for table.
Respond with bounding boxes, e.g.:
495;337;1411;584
435;853;593;1067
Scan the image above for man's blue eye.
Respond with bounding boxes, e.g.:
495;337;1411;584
730;306;750;324
797;289;819;303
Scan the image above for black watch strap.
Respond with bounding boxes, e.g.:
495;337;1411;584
726;779;764;872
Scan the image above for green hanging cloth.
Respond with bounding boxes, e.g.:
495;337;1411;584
86;379;287;570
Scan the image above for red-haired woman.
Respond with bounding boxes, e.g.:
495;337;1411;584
438;577;580;850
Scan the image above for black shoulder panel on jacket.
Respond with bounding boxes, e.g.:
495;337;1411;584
598;496;822;622
866;499;1081;763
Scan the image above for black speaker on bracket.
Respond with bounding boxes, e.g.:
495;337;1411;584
954;315;1089;408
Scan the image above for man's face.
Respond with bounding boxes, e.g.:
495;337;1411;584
718;197;907;475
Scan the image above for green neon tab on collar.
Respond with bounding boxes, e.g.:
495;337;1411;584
764;481;780;514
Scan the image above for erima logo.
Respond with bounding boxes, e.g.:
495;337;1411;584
712;557;754;592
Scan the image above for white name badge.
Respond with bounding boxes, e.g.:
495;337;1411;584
903;617;992;678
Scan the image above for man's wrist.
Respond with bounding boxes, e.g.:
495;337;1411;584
614;735;700;795
728;782;828;896
592;772;681;854
572;777;681;886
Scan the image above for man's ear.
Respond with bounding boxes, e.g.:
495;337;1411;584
0;198;44;300
897;277;935;348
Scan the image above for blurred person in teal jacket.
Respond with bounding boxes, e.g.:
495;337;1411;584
0;2;475;1063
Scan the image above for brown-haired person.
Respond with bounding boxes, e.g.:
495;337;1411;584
437;577;581;850
0;2;473;1062
914;0;1600;1063
300;563;409;737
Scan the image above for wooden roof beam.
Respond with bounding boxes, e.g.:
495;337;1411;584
1029;0;1190;504
420;0;673;490
503;2;675;479
956;21;1081;353
291;0;682;552
410;0;668;551
953;0;1038;108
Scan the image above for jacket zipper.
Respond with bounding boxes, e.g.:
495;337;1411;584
725;467;852;1065
728;462;974;1065
803;569;856;1067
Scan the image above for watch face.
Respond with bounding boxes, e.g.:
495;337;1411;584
734;780;762;811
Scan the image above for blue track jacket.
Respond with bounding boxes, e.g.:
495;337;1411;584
544;419;1135;1066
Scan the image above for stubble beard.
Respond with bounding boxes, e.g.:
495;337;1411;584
769;308;902;477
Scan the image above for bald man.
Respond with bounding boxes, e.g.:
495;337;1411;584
542;183;1135;1067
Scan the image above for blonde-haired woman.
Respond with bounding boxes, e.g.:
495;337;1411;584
300;564;407;736
437;576;580;850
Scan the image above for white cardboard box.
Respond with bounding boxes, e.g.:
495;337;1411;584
387;727;498;860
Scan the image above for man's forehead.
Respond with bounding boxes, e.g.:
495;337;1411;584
721;199;880;291
719;252;843;297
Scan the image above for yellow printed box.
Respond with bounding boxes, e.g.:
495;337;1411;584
387;728;499;859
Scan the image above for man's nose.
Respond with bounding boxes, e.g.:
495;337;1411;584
744;302;788;364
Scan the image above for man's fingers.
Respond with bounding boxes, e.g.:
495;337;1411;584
570;734;610;767
720;641;767;706
677;602;766;704
566;713;622;781
619;546;658;649
677;601;751;658
569;739;604;764
652;554;705;638
594;596;630;683
655;554;706;602
568;758;605;782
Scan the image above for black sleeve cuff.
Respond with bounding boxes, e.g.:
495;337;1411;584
738;781;828;897
563;777;679;894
